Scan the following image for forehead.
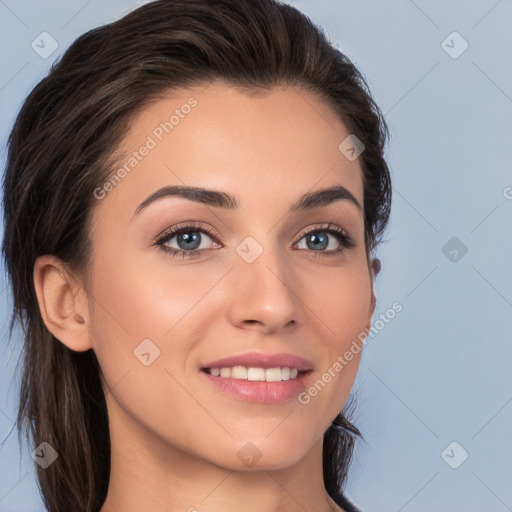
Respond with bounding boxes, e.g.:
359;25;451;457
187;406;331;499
95;83;364;221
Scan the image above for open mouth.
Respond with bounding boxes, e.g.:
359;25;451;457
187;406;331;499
202;366;309;382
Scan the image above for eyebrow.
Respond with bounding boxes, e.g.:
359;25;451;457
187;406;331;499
133;183;362;217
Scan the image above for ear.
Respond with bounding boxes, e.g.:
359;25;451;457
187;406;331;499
33;255;92;352
365;257;381;331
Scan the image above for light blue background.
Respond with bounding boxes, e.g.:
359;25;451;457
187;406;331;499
1;1;511;511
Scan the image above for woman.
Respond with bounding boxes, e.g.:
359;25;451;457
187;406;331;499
1;0;391;510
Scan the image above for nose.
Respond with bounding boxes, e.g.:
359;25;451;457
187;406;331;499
226;244;306;335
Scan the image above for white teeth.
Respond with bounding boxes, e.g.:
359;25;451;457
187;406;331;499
231;366;248;379
220;367;231;378
265;368;281;382
248;367;265;381
207;366;302;381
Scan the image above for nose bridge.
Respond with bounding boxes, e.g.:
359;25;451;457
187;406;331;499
228;234;305;332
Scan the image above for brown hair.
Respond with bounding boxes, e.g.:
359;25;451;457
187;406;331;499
2;0;391;510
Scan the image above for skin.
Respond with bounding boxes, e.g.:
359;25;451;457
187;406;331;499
34;82;379;512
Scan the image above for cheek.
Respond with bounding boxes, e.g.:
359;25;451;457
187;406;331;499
88;244;217;339
308;262;373;346
298;262;372;410
86;252;228;456
86;246;226;386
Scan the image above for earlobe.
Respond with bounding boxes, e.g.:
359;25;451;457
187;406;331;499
33;255;92;352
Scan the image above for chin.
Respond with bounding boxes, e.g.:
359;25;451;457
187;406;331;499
202;432;317;472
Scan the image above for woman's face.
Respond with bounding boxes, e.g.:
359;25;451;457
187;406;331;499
86;82;376;471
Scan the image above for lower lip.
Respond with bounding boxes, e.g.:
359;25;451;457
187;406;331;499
201;370;311;403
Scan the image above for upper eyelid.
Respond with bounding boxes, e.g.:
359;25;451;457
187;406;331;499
155;222;216;241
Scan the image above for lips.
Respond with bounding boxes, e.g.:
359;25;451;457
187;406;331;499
200;352;314;403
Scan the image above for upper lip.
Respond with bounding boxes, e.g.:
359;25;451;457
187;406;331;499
201;352;314;371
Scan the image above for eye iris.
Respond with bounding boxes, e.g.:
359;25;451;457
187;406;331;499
307;232;328;250
178;231;201;250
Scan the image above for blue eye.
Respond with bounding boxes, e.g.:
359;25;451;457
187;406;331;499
154;222;356;259
295;224;356;257
155;222;218;259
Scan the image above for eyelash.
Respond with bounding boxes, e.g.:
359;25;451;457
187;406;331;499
153;222;356;260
